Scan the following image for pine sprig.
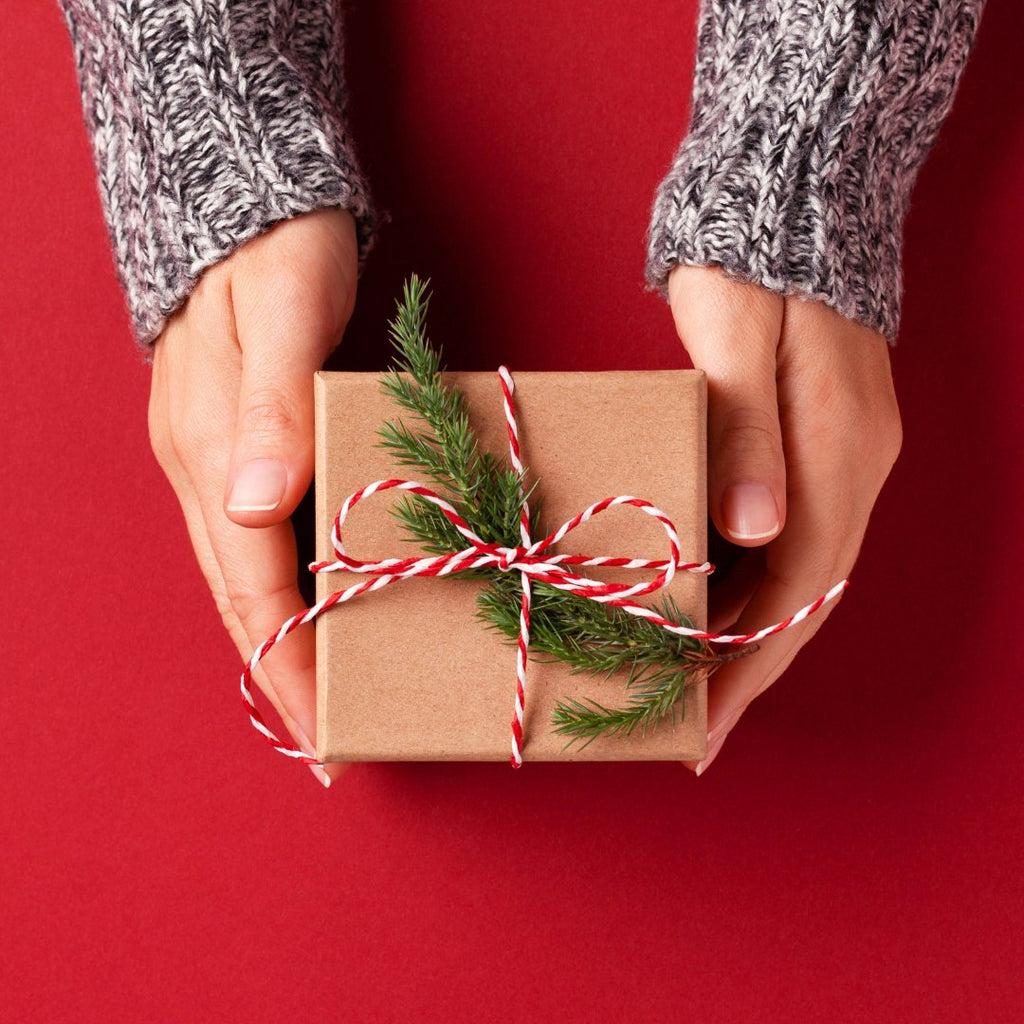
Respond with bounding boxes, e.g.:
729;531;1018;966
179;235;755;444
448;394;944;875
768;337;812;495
379;276;527;548
478;581;719;746
377;275;731;745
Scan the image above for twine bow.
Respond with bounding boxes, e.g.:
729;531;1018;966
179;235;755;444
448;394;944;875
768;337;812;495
240;367;848;768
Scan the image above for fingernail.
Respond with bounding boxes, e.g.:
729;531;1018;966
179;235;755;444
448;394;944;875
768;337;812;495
292;722;318;755
722;483;779;541
227;459;287;512
695;731;728;776
709;706;743;746
292;724;331;790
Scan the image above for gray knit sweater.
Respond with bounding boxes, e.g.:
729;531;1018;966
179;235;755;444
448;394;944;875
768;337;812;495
59;1;984;345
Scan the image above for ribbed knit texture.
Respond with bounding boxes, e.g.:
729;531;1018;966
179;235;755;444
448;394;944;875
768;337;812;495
59;0;376;344
645;0;985;342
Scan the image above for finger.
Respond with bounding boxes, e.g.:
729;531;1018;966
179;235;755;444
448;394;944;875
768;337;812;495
225;224;356;527
698;297;900;770
707;546;765;633
155;309;344;786
173;277;328;767
690;730;728;776
173;314;327;764
224;302;337;526
703;301;900;728
703;401;858;741
668;265;786;547
706;533;850;745
154;384;340;788
200;475;347;787
185;480;339;789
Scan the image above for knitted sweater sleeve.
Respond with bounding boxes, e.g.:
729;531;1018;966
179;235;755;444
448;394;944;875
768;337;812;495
645;0;985;342
58;0;376;345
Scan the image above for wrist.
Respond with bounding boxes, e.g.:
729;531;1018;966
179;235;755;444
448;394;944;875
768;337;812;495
61;0;376;347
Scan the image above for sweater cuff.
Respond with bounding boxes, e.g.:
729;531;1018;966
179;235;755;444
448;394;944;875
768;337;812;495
645;0;984;343
60;0;377;345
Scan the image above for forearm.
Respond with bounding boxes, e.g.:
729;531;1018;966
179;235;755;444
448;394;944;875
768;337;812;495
59;0;376;344
646;0;985;342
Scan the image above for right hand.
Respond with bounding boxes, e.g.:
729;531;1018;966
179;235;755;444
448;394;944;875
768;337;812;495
148;208;359;788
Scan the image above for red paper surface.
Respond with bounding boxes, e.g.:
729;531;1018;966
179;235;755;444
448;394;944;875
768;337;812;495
2;3;1022;1022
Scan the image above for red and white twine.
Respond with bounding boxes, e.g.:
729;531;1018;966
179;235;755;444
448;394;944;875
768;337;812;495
240;367;848;769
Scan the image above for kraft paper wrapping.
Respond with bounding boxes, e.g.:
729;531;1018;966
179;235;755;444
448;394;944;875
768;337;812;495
315;369;707;762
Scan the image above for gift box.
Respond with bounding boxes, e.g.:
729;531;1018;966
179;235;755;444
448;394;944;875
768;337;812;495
314;368;708;762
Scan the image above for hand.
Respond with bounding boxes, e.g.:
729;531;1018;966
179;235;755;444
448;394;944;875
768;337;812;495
148;208;358;788
667;265;902;775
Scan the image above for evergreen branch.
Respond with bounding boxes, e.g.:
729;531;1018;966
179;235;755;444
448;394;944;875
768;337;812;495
477;579;733;745
376;275;728;744
550;673;689;749
379;275;526;546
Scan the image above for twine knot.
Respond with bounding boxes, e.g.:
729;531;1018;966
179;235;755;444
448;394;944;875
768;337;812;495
495;546;525;571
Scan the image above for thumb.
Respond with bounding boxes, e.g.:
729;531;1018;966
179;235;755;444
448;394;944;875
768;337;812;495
668;265;786;547
225;269;353;526
224;349;320;526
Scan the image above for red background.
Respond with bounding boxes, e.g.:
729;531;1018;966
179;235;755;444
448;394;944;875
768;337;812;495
3;3;1022;1021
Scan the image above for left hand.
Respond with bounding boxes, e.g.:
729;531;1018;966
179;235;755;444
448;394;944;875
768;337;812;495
666;265;903;775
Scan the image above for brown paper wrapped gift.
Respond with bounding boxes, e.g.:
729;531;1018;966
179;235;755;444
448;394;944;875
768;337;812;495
314;369;708;762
